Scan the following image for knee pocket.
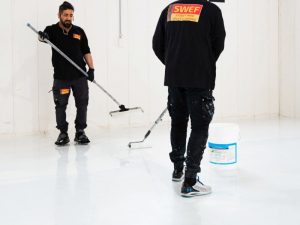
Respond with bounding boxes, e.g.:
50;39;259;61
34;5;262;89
200;96;215;121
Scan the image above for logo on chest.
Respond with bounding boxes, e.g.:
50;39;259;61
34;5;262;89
73;33;81;40
167;4;203;22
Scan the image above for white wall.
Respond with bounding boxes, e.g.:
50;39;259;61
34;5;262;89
0;0;13;134
279;0;300;118
0;0;280;134
216;0;279;119
0;0;39;134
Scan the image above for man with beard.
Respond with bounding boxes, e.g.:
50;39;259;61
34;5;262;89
38;1;95;145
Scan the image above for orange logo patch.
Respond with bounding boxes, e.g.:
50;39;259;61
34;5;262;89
168;4;203;22
60;88;70;95
73;34;81;40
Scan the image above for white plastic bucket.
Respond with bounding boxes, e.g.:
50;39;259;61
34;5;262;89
208;123;240;165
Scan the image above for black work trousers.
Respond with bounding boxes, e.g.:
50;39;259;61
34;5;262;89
52;77;89;133
168;87;215;179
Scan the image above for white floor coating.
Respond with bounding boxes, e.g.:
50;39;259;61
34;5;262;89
0;118;300;225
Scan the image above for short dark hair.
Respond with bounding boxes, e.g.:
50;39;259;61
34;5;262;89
59;1;74;14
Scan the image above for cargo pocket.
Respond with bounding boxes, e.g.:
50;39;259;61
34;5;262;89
201;95;215;121
52;87;70;107
52;88;60;106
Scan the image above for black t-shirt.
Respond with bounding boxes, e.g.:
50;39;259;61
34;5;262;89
153;0;226;89
44;23;91;80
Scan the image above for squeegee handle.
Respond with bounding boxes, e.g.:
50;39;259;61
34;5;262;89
27;23;122;107
154;107;168;124
144;130;151;139
92;81;121;106
148;107;168;132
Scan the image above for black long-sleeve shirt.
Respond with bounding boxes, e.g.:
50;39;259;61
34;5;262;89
153;0;226;89
44;23;91;80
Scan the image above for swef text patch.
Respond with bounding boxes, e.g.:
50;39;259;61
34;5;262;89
167;4;203;22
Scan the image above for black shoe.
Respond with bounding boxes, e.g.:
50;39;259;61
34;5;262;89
74;130;90;144
172;168;184;182
55;132;70;146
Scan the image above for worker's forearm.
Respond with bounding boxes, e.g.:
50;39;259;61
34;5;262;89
84;53;94;69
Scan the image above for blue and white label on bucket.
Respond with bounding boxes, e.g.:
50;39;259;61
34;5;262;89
208;142;237;165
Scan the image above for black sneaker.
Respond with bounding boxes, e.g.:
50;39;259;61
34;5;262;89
172;168;184;182
74;130;90;144
55;132;70;146
181;177;212;197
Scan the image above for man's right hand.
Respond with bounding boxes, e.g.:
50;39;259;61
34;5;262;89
38;31;49;41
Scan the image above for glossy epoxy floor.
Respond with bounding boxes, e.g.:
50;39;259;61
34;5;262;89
0;118;300;225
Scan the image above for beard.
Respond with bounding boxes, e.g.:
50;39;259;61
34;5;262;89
61;20;72;28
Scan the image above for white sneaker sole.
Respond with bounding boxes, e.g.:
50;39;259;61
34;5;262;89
181;191;212;197
172;174;184;182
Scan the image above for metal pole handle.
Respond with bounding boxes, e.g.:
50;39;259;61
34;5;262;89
149;107;168;132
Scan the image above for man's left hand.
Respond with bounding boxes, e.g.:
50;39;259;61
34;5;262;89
87;68;94;82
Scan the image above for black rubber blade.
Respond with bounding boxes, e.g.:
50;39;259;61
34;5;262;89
109;106;143;116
